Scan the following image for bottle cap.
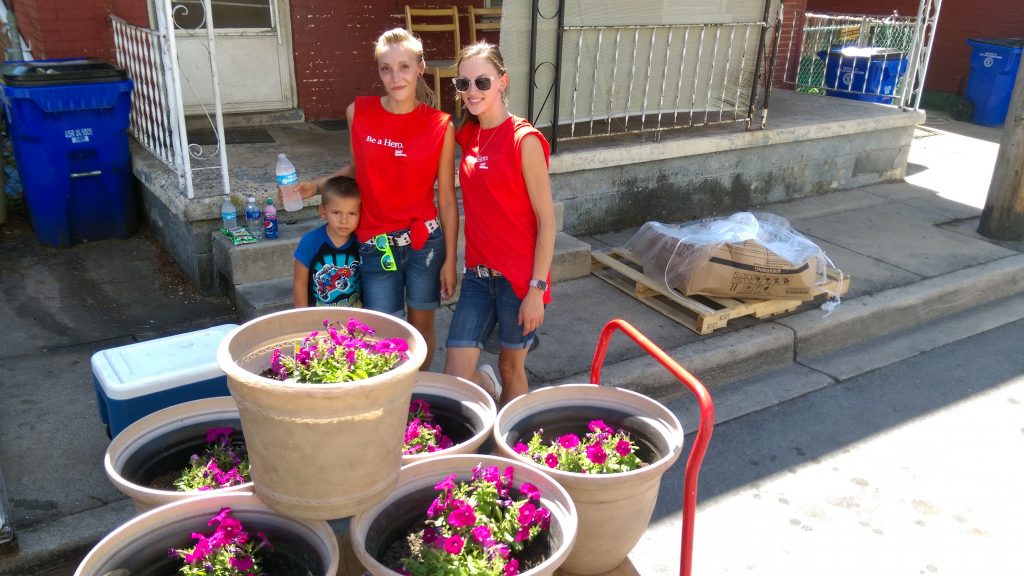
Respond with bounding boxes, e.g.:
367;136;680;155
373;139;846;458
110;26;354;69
266;198;274;205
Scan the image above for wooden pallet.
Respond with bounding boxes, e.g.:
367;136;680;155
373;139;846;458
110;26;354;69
591;247;850;335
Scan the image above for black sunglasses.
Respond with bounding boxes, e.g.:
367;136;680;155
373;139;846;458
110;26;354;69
452;75;495;92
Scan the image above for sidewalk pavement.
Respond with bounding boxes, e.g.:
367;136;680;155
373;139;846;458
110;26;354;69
2;115;1024;575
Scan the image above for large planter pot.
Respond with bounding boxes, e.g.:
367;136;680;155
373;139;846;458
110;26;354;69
403;372;496;464
216;308;428;519
74;492;339;576
104;396;252;512
493;384;684;575
350;454;578;576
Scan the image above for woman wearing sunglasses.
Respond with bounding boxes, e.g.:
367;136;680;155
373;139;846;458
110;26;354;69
296;28;459;370
444;42;556;406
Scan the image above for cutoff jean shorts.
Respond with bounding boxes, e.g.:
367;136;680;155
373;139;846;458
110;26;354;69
359;226;445;316
446;270;537;350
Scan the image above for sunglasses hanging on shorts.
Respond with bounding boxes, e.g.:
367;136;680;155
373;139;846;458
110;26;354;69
372;234;397;272
452;75;496;92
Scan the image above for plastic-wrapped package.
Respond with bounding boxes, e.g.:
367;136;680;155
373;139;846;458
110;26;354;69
624;212;842;311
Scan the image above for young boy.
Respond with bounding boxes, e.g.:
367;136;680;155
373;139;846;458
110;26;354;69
293;175;362;307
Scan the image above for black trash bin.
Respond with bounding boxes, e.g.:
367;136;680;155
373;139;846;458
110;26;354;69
0;58;136;247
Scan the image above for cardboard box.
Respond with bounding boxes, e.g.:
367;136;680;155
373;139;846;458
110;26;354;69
678;239;819;300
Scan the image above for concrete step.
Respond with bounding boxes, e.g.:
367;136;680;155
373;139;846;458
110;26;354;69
235;231;593;322
215;202;568;287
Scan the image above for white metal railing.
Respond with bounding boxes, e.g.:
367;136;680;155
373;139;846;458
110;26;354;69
110;0;231;200
781;0;942;109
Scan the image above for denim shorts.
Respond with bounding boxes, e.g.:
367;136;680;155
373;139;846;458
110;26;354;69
446;271;536;350
359;226;445;315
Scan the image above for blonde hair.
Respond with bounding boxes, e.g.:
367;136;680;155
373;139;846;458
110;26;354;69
374;27;436;107
454;41;510;124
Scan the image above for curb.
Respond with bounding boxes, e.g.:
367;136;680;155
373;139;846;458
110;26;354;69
0;500;134;575
551;254;1024;401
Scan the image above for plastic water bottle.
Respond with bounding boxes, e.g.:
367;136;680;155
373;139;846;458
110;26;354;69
244;195;261;238
220;196;237;230
276;153;303;212
263;197;279;239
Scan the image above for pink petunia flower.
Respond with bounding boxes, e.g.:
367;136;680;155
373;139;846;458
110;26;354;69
589;419;613;434
518;502;536;526
545;453;559;468
444;534;465;555
205;426;234;444
505;558;520;576
447;503;477;527
586;443;608;465
513;441;529;454
471;524;492;544
519;482;540;501
557;434;580;449
615;439;632;457
434;473;457;492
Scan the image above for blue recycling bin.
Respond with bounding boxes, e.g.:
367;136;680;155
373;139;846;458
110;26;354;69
818;46;909;104
964;38;1024;127
0;58;136;247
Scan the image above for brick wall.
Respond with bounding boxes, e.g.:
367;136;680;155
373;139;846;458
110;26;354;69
807;0;1024;93
290;0;481;120
772;0;808;88
7;0;146;61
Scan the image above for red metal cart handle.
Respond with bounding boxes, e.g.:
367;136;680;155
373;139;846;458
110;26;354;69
590;319;714;576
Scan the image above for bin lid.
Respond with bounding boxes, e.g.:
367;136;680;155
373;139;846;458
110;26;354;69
0;58;128;87
828;46;906;60
967;38;1024;50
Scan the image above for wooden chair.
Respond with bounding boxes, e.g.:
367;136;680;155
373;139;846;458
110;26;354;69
404;5;460;112
468;6;502;45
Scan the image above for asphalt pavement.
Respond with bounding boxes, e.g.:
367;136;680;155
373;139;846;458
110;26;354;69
2;114;1024;575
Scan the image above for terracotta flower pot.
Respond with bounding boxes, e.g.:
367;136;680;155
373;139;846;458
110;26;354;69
350;454;578;576
493;384;685;575
74;492;339;576
402;372;496;465
216;308;427;519
104;396;252;512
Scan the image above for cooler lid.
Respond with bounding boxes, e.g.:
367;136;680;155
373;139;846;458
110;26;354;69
0;58;128;87
92;324;239;399
967;38;1024;50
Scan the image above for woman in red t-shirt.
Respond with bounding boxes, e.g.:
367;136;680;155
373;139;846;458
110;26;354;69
297;28;458;370
444;42;556;405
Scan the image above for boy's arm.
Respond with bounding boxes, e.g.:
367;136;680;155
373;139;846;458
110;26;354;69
293;260;310;308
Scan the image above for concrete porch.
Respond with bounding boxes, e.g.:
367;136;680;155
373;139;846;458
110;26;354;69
129;89;925;315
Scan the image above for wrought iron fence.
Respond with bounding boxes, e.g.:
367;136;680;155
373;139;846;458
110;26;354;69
111;0;233;200
527;0;780;153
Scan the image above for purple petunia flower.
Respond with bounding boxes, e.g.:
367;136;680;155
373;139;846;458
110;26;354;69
586;443;608;465
422;527;438;545
557;434;580;449
616;439;632;457
229;556;254;571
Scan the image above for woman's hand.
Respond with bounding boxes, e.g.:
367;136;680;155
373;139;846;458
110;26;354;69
439;259;457;301
518;289;546;336
295;179;320;200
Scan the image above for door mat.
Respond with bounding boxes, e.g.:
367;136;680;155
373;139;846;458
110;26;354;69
312;119;347;131
188;127;275;145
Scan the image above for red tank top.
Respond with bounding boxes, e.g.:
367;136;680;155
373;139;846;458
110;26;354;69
457;115;552;303
350;96;450;240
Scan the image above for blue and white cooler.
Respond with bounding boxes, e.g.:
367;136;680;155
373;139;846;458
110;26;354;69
92;324;238;438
